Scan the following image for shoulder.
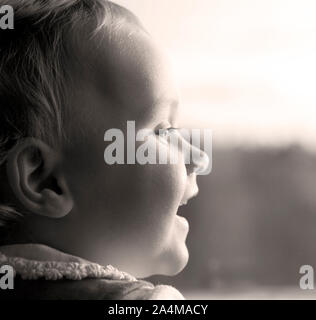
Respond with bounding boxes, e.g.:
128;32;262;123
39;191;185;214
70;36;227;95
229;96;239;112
0;277;185;300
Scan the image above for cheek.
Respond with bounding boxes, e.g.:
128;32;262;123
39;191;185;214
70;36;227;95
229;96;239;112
102;161;187;247
62;136;188;271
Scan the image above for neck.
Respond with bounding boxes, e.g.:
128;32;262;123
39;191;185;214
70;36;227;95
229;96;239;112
0;219;35;246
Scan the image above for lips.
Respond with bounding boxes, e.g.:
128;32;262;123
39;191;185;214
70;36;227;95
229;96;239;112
179;199;188;207
179;186;199;207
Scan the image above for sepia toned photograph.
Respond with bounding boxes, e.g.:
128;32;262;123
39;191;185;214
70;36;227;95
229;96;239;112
0;0;316;306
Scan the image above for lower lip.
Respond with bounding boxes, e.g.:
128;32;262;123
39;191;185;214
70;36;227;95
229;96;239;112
177;215;189;231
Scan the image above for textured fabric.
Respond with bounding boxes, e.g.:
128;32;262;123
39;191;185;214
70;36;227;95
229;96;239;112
0;244;185;300
0;252;136;281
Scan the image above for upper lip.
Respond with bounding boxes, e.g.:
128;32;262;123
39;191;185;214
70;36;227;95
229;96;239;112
179;186;199;206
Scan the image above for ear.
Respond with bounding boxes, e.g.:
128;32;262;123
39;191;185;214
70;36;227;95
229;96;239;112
6;138;73;218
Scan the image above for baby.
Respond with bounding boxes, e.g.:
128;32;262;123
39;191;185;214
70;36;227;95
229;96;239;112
0;0;209;299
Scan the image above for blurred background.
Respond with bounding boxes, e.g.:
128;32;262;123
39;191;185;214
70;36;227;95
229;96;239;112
114;0;316;299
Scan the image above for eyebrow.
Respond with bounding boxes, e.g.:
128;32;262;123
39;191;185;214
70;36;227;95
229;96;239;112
154;98;179;109
140;97;179;125
159;98;179;124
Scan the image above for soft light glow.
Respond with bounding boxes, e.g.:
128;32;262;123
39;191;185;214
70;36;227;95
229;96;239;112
114;0;316;149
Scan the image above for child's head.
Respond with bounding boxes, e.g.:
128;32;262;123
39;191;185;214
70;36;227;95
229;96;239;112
0;0;209;278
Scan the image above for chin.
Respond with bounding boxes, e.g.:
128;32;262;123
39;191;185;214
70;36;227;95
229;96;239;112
129;246;189;279
152;244;189;277
168;247;189;276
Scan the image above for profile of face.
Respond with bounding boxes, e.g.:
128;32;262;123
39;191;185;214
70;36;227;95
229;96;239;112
7;24;209;278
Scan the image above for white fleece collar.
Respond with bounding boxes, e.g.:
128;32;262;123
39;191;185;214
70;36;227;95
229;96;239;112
0;244;185;300
0;243;137;282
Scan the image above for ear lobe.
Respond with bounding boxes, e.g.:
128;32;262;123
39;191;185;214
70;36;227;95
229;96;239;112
6;138;73;218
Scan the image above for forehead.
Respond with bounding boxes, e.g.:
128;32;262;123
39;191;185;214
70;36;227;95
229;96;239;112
89;27;179;125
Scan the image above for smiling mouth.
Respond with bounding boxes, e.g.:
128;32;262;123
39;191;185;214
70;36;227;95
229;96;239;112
179;200;187;207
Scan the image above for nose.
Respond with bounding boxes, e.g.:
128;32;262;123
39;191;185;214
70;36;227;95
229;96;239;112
188;144;210;175
180;134;210;175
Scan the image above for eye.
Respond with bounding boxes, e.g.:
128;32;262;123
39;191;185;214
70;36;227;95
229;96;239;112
156;127;179;139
